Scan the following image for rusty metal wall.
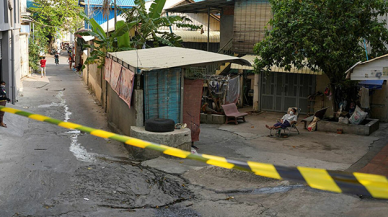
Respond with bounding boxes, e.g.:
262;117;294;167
233;0;272;54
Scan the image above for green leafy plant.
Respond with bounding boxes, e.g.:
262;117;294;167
28;31;49;71
77;12;136;68
254;0;388;111
28;41;41;71
120;0;201;48
28;0;83;49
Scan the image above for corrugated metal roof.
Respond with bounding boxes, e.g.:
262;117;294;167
108;47;251;71
230;55;323;75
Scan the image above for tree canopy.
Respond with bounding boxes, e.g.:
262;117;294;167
29;0;83;47
254;0;388;110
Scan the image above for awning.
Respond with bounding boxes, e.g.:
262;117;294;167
165;0;235;13
230;55;323;75
358;80;384;89
108;46;251;71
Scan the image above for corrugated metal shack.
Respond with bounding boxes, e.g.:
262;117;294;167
106;47;250;135
166;0;273;55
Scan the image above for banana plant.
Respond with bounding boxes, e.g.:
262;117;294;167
120;0;201;48
78;11;135;68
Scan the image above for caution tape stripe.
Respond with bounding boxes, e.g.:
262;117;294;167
1;105;388;199
327;171;372;197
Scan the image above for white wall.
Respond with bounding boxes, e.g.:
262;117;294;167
20;0;27;13
350;57;388;80
145;0;220;31
19;33;29;79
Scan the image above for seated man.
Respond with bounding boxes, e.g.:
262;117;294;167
201;102;221;114
266;108;297;130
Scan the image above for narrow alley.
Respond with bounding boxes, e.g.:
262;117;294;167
0;54;194;216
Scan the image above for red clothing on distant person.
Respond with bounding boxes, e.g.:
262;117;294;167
40;59;47;67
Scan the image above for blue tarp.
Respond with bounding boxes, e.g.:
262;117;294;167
80;0;135;6
358;80;384;89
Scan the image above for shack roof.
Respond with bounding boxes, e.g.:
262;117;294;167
108;47;251;71
165;0;235;13
345;54;388;80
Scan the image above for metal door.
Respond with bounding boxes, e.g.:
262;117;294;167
144;68;182;123
261;72;315;113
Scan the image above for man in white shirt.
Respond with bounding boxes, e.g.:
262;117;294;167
266;108;297;130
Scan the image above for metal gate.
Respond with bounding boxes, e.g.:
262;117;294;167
261;72;315;113
144;68;182;123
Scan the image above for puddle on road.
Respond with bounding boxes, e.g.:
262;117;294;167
38;91;71;122
39;91;95;162
66;130;96;163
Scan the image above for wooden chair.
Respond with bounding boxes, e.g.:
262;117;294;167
221;103;248;125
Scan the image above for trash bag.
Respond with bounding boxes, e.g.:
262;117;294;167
308;116;320;132
349;106;367;125
338;117;349;124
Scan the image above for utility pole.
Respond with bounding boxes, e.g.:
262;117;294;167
207;7;210;52
87;0;90;29
114;0;117;30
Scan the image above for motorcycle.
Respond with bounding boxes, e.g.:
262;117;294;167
55;57;59;65
50;48;56;55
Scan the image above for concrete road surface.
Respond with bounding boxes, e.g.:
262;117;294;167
0;53;192;216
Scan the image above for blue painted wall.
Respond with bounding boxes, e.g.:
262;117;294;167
84;6;131;25
81;0;135;5
144;69;182;124
82;1;134;25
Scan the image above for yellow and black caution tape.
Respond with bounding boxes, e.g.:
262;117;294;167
1;105;388;199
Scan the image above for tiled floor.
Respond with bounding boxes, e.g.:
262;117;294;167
359;144;388;176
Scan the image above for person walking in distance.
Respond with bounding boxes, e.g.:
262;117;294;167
0;81;11;128
40;57;47;78
68;55;73;70
54;52;59;65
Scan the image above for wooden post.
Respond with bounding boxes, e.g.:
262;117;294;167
207;7;210;51
253;73;260;111
238;69;243;107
